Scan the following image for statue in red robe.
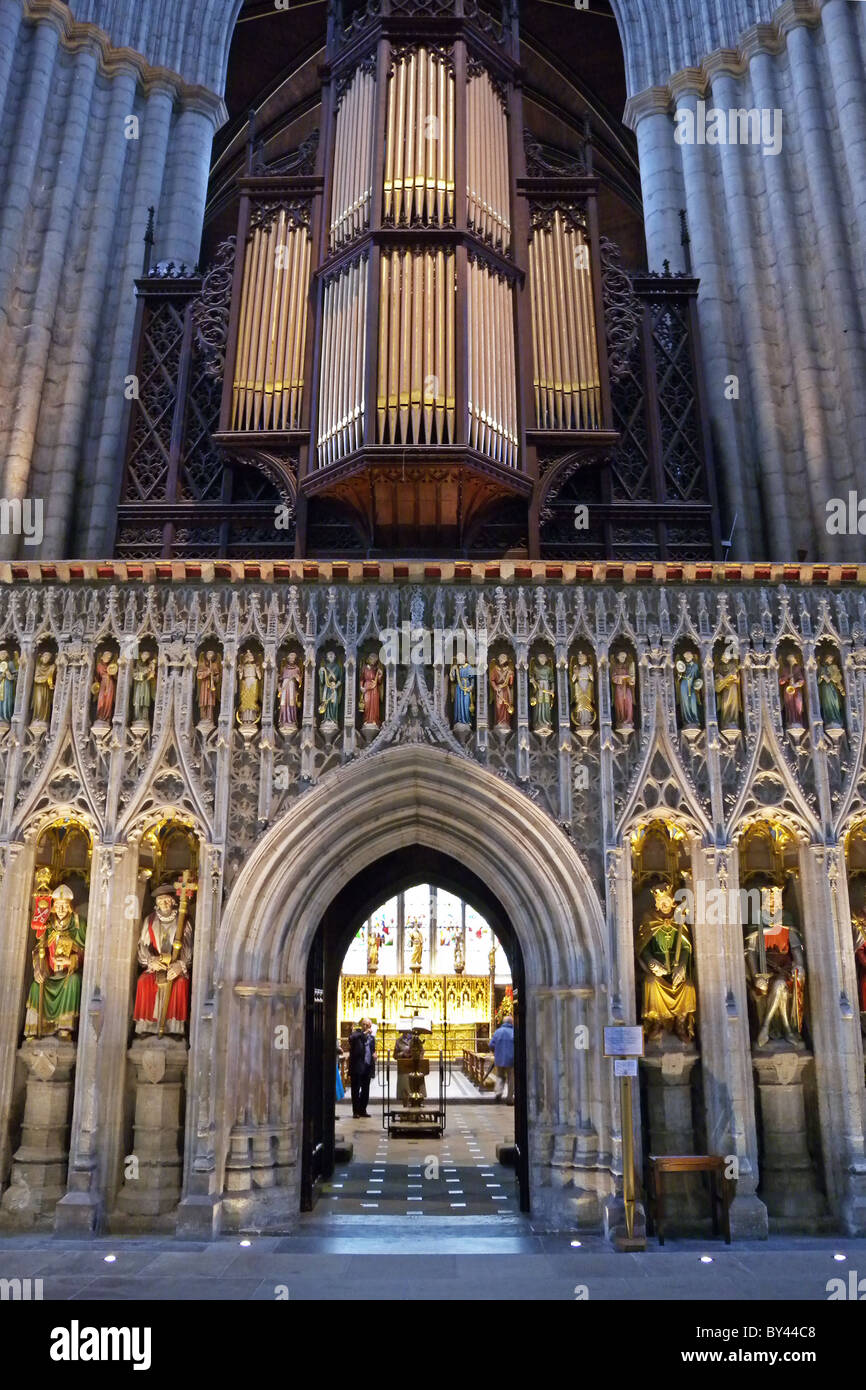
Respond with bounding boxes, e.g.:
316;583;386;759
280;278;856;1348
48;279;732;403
133;882;194;1036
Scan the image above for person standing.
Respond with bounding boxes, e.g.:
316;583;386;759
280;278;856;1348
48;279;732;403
489;1012;515;1104
348;1017;376;1117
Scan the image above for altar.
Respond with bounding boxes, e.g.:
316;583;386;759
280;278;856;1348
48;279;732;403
339;973;491;1057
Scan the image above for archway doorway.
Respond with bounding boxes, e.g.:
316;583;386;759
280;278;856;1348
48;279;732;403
301;847;529;1214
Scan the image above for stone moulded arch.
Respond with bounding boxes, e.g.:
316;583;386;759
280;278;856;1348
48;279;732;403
208;744;612;1227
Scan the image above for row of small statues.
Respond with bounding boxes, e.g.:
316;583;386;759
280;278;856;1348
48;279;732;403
638;881;811;1049
0;642;846;743
24;870;196;1043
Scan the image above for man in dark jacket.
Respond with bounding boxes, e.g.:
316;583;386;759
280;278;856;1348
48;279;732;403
489;1013;515;1104
348;1017;376;1117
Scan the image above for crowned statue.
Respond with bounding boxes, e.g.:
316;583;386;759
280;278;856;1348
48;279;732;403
529;653;555;735
0;646;19;726
744;884;806;1048
278;650;303;734
236;648;263;739
133;877;196;1038
24;882;87;1041
569;651;596;735
636;882;697;1043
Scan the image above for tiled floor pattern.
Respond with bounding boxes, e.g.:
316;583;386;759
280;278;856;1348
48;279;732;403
326;1100;518;1215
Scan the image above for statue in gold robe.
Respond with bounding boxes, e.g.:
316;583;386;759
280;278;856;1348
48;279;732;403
636;882;697;1043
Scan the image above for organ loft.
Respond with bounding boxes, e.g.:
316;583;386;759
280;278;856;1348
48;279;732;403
117;0;718;562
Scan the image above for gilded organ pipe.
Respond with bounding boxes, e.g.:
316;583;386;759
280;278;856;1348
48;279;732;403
376;249;455;445
529;211;600;430
232;212;311;432
317;256;368;465
384;48;455;226
467;258;518;466
466;68;510;250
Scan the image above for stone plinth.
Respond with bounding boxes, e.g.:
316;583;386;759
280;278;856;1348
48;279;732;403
752;1048;826;1226
641;1040;704;1224
113;1038;188;1228
0;1038;77;1229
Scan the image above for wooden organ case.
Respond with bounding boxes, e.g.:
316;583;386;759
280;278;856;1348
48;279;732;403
116;0;719;561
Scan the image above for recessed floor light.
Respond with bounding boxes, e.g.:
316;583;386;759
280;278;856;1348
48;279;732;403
570;1240;582;1248
103;1255;116;1263
834;1253;847;1262
700;1256;713;1264
240;1240;251;1248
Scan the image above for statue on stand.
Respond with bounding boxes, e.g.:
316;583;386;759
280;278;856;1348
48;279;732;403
714;648;742;737
318;650;344;733
529;653;555;735
407;921;424;973
236;648;263;740
30;650;56;729
277;651;303;734
133;877;196;1038
569;651;596;736
453;933;466;975
449;658;476;731
817;651;845;735
359;652;384;731
195;649;222;730
779;652;807;735
489;652;514;734
675;650;703;731
0;647;19;727
131;650;157;733
636;883;697;1044
91;649;119;731
367;931;381;975
24;883;87;1041
744;885;806;1048
610;649;636;734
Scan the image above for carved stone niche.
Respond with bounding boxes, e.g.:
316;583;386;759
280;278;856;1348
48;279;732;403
112;1038;188;1231
0;1038;77;1229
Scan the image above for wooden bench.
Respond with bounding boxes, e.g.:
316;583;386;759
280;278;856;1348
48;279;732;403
646;1154;733;1246
462;1049;495;1090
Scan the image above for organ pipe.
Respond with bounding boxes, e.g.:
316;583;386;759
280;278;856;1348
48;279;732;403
377;248;455;445
467;257;518;466
317;256;368;465
384;48;455;226
232;212;311;432
467;67;510;250
529;211;600;430
330;66;376;248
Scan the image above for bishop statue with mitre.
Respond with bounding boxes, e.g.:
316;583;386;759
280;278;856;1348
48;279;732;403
133;878;195;1036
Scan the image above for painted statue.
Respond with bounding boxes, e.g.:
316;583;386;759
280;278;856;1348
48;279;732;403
714;650;742;734
0;648;18;724
407;922;424;971
636;882;697;1043
195;649;222;727
24;884;87;1041
529;653;555;735
133;879;195;1037
318;650;344;728
489;653;515;729
779;652;806;731
277;651;303;733
569;651;596;732
359;652;384;729
131;651;157;729
743;885;805;1048
676;650;703;728
30;651;56;726
449;659;476;728
367;932;380;974
817;652;845;732
236;648;263;737
92;650;119;725
610;649;636;733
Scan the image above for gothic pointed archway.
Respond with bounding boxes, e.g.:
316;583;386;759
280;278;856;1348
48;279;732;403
202;744;610;1232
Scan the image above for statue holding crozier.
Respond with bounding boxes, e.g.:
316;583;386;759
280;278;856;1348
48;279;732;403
24;883;87;1040
133;874;196;1038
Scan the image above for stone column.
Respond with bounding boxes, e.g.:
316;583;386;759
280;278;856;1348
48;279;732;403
641;1043;703;1222
113;1039;188;1229
0;839;36;1191
0;1039;77;1228
752;1051;826;1226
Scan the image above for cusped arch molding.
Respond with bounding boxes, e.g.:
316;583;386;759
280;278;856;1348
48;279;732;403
216;743;607;990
